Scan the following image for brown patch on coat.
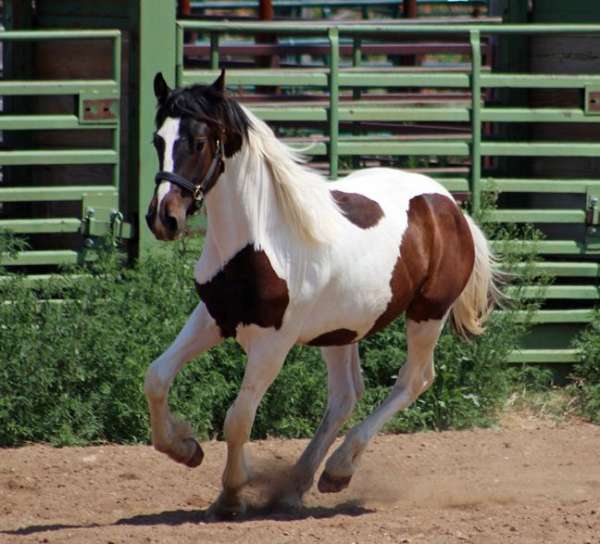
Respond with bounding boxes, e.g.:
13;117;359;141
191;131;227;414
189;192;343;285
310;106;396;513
195;244;289;338
367;193;474;335
331;190;384;229
307;328;357;346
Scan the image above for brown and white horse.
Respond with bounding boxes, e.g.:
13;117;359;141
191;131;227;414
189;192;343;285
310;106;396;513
144;71;499;516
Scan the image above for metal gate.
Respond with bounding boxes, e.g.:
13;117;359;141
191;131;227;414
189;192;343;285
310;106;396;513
0;29;130;272
174;20;600;364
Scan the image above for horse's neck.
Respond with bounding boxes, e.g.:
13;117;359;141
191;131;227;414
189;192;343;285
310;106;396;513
203;148;280;263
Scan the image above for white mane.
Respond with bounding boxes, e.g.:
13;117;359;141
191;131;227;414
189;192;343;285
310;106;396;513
241;106;344;244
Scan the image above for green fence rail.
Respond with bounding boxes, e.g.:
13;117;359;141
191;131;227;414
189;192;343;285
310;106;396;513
176;21;600;364
0;29;131;268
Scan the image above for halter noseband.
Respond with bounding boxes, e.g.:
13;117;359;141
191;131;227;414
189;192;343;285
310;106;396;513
154;139;224;203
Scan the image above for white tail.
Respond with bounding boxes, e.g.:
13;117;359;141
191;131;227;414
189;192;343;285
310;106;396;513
451;215;502;337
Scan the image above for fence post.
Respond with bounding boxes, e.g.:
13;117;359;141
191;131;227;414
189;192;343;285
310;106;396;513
328;27;340;180
136;0;176;255
470;30;482;213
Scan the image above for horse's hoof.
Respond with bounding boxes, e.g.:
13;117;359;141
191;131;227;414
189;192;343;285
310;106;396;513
182;438;204;468
206;493;246;521
318;471;352;493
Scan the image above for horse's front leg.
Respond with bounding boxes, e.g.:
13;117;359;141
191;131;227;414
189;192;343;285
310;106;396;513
144;302;222;467
211;335;291;517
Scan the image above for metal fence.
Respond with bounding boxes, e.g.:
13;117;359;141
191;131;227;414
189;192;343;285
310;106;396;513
176;20;600;364
0;29;130;271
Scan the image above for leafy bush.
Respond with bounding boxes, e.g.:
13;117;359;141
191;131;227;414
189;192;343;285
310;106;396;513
570;310;600;424
0;218;544;446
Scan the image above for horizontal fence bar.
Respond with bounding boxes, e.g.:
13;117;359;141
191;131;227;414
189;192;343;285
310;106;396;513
481;142;600;157
252;106;600;124
485;209;586;224
178;21;600;35
0;115;116;131
182;69;472;88
0;186;118;203
511;309;595;324
0;29;121;40
493;240;587;255
506;349;580;364
482;178;600;194
481;73;600;88
0;250;80;266
0;149;118;166
515;262;600;277
0;218;81;234
513;285;600;300
0;80;119;96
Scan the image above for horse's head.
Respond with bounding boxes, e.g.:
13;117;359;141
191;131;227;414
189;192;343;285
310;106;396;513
146;70;250;241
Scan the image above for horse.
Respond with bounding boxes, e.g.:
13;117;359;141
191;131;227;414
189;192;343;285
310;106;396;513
144;70;499;517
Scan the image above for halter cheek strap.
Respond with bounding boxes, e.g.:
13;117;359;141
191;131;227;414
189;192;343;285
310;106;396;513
154;139;224;203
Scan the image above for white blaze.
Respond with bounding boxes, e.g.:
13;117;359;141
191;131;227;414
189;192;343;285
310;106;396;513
156;117;181;210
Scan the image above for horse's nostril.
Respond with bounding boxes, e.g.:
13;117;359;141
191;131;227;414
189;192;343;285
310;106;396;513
164;212;179;233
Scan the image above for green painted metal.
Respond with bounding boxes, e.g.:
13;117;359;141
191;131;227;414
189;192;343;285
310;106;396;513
511;309;595;324
0;218;82;234
0;149;118;166
482;178;600;193
506;349;580;364
136;0;177;255
328;28;340;179
0;27;127;267
0;251;80;267
470;31;482;212
486;210;587;223
0;186;119;203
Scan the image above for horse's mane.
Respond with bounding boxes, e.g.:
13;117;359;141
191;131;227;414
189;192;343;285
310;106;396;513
240;107;343;244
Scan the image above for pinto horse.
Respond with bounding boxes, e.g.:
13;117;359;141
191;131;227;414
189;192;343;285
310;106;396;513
144;71;499;516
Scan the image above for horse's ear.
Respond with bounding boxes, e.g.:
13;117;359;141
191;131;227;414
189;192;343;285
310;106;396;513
210;69;226;95
154;72;171;105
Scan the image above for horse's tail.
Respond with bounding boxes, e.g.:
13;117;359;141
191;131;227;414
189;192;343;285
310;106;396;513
451;215;502;337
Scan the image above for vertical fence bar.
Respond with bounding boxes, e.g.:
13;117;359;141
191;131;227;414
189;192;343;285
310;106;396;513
112;33;121;191
470;30;482;213
210;32;220;70
176;24;184;86
352;36;362;170
328;27;340;180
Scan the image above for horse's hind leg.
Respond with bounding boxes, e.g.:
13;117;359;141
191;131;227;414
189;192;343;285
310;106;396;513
318;318;444;493
277;344;363;507
144;303;222;467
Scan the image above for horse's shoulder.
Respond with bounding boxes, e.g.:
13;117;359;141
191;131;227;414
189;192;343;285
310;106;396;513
195;243;290;338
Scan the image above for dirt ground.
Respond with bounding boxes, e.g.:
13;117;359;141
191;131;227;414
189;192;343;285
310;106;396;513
1;416;599;544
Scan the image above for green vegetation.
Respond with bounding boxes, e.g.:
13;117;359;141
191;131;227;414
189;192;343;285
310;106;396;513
0;222;545;447
570;310;600;424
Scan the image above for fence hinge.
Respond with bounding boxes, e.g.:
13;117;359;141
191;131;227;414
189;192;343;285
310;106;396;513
81;196;133;242
585;87;600;116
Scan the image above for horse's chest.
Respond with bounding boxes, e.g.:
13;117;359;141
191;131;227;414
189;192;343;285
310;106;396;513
195;244;290;338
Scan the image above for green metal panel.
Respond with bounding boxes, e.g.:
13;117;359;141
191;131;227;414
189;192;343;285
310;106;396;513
0;27;126;267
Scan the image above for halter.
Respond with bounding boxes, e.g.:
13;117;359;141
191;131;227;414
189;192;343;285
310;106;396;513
154;139;224;204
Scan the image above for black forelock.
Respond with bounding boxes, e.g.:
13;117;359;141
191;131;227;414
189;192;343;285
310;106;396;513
155;84;251;157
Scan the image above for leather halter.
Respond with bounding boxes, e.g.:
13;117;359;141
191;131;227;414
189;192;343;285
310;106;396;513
154;139;223;204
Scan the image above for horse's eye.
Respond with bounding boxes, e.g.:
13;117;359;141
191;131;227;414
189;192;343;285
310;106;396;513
195;140;204;153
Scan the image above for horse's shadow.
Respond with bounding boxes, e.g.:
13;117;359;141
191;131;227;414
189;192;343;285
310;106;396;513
0;501;374;536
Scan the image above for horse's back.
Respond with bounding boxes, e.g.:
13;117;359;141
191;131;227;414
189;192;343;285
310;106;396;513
300;168;475;345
